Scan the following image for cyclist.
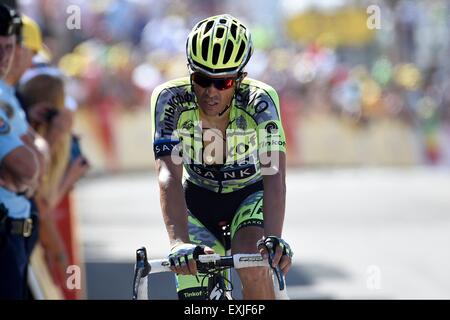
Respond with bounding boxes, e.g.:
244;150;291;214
151;14;293;299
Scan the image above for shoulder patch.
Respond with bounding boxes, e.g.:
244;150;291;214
0;116;11;135
0;100;14;118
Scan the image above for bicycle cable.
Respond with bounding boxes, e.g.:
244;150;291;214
200;267;234;300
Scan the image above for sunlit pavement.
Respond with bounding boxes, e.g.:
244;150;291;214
74;167;450;299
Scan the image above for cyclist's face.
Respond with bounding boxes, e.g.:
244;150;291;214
0;35;15;79
192;72;236;117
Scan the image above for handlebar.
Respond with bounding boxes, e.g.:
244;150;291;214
132;246;288;300
134;247;267;276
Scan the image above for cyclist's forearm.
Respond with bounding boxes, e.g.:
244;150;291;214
262;151;286;237
159;179;190;245
156;158;190;245
263;172;286;237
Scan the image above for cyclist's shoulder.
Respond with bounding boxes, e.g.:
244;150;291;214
151;77;193;105
238;78;280;107
235;78;281;121
242;78;278;96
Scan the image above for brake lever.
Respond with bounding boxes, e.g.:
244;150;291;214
266;242;285;291
132;247;150;300
136;247;151;276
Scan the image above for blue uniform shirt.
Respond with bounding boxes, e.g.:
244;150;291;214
0;79;28;137
0;109;31;219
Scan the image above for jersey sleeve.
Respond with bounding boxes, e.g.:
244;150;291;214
150;84;182;159
0;109;24;162
252;85;286;154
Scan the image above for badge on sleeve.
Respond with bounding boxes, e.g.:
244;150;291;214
0;116;11;135
0;100;14;118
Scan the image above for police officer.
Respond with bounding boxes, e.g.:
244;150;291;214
4;12;51;262
0;3;40;299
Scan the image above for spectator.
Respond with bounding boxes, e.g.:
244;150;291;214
0;3;39;300
19;71;89;291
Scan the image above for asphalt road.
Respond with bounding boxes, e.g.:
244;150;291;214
74;167;450;299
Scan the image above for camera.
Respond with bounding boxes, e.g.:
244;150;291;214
70;135;88;165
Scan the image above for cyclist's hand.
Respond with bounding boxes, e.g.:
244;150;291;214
168;243;214;276
257;236;293;276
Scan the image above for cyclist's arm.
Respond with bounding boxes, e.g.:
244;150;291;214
151;82;192;247
155;156;190;247
261;151;286;237
252;84;287;237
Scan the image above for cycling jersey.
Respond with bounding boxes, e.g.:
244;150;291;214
151;77;286;193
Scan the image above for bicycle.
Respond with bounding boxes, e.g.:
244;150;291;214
132;246;289;300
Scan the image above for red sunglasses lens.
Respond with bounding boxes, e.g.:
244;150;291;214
216;78;234;90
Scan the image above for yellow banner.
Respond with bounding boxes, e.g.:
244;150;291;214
286;8;376;46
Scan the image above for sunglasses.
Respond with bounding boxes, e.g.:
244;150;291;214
191;73;236;91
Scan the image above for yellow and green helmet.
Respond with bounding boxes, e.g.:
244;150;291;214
186;14;253;77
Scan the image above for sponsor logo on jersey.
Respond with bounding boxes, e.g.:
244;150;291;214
235;115;247;130
260;140;286;148
167;92;194;108
160;105;176;136
189;162;257;181
265;122;279;134
154;141;180;157
160;91;195;136
181;120;194;130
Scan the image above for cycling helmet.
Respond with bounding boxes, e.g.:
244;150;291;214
186;14;253;77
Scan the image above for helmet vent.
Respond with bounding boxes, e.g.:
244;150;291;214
204;20;214;34
202;37;210;61
235;41;245;63
219;19;227;24
224;40;234;64
191;34;198;56
213;43;220;65
196;20;206;30
230;23;237;39
216;27;224;38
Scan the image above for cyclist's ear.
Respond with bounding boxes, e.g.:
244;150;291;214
235;72;247;90
238;72;247;83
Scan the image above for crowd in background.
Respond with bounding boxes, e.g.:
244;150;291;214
2;0;450;300
15;0;450;167
1;1;89;299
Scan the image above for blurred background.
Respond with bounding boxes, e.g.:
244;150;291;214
8;0;450;299
15;0;450;170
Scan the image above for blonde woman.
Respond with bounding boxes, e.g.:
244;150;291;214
19;72;89;291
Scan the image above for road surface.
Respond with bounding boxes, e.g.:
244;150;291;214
73;167;450;299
